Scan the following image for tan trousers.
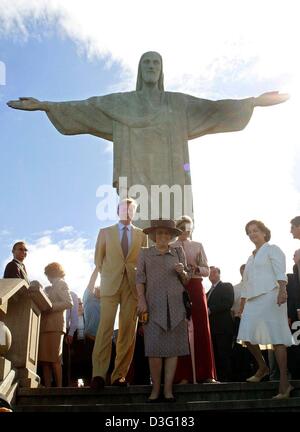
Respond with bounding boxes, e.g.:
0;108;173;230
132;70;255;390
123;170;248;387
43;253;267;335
92;275;138;383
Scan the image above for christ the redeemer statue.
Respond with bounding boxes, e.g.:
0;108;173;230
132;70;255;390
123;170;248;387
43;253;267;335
7;51;288;226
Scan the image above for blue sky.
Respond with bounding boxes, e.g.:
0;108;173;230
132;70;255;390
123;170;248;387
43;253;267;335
0;0;299;295
1;33;115;232
0;31;120;291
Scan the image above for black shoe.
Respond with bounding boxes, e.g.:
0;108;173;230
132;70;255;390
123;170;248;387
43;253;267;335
147;397;161;403
112;377;129;387
163;396;176;403
90;376;105;390
147;394;161;403
203;379;220;384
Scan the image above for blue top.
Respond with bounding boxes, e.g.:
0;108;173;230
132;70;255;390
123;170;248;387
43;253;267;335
82;287;100;338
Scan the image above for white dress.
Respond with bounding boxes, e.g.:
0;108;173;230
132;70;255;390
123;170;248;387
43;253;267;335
238;243;294;347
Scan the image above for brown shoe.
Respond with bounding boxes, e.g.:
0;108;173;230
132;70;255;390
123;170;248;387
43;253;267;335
112;377;128;387
90;376;105;390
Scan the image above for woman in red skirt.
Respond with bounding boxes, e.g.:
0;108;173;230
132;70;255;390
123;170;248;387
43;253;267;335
172;216;217;384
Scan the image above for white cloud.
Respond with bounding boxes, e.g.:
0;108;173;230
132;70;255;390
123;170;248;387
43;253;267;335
39;230;53;236
0;230;10;236
57;225;74;233
0;0;298;91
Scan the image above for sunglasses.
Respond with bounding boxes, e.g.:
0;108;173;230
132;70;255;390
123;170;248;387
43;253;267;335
17;248;28;252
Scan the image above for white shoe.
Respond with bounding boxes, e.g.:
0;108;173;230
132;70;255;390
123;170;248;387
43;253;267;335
272;385;294;399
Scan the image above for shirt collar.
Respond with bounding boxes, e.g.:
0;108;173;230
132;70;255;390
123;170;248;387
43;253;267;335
118;222;132;231
252;241;268;256
13;258;24;266
150;246;176;256
52;277;63;284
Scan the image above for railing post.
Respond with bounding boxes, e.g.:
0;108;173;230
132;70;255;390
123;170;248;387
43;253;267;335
0;279;51;390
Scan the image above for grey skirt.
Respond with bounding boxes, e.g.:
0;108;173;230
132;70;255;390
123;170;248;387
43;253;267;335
144;319;190;357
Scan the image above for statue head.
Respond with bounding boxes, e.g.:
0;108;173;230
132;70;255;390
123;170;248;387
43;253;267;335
136;51;164;91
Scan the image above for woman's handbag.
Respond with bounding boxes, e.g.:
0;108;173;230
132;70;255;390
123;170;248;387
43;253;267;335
175;247;192;320
182;289;192;320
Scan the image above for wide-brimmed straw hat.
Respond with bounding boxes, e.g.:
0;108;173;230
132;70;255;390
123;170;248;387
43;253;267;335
143;219;182;238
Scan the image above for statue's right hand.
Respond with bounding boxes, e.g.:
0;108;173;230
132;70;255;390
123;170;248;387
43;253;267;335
7;97;43;111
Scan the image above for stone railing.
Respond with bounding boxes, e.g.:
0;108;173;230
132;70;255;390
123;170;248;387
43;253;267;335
0;278;51;403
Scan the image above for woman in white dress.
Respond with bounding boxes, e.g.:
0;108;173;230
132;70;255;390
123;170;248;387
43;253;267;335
238;220;294;399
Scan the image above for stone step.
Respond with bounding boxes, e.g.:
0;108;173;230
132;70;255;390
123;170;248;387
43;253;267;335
15;381;300;412
15;396;300;412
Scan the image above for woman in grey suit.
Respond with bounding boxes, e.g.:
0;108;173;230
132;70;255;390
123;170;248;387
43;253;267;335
136;219;190;402
38;262;73;387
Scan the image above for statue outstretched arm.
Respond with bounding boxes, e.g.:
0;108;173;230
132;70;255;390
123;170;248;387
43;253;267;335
187;90;289;140
7;96;113;140
253;91;289;107
7;97;49;111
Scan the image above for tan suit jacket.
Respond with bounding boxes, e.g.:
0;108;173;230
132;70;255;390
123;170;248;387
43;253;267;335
40;279;73;333
94;223;148;298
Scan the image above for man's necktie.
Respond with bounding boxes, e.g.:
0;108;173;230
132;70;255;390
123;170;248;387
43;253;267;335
21;263;30;284
121;226;129;257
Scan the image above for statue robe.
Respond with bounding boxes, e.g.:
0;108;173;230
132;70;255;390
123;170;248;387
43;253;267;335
46;91;254;225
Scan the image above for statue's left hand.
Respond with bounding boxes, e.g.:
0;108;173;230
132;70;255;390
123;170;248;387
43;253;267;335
254;91;289;107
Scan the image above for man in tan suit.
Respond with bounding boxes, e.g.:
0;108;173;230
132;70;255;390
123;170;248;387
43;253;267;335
91;198;148;388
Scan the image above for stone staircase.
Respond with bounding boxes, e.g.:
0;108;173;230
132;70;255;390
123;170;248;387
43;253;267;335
15;380;300;412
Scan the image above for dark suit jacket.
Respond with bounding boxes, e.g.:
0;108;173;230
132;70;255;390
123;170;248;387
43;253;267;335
3;259;30;285
287;265;300;323
207;281;234;335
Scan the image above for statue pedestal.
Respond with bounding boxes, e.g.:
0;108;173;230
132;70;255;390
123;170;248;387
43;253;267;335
0;279;52;388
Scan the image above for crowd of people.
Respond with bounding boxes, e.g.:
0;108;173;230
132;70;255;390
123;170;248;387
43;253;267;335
3;202;300;402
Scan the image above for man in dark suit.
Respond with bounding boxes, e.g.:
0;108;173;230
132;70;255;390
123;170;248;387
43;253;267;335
287;255;300;323
3;241;30;285
207;266;234;382
286;250;300;379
